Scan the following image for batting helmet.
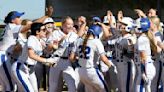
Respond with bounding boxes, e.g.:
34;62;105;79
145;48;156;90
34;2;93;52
88;24;102;38
119;17;135;32
135;18;150;32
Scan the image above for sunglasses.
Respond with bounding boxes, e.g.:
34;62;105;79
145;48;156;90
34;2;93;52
40;28;46;32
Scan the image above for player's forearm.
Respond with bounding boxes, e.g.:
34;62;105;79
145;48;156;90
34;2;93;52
77;23;87;37
100;55;112;68
69;52;76;62
157;41;164;50
28;49;46;63
140;51;147;64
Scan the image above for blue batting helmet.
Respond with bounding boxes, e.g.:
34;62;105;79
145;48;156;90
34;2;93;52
88;24;102;38
135;18;150;32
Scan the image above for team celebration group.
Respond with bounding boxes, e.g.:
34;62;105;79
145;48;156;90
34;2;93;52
0;7;164;92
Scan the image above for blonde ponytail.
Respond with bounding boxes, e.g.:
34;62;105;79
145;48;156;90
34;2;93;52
145;31;158;54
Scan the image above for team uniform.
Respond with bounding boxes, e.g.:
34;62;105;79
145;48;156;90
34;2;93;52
106;17;136;92
134;34;156;92
98;16;119;91
134;18;156;92
0;23;22;91
12;35;43;92
116;34;136;92
72;37;108;92
11;32;28;92
71;24;116;92
100;39;119;92
49;31;79;92
151;31;163;92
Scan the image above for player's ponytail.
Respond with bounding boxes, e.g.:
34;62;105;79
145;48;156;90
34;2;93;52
82;33;90;55
145;31;158;54
4;11;15;24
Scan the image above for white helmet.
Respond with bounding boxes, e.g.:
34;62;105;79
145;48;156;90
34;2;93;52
43;17;54;24
120;17;134;32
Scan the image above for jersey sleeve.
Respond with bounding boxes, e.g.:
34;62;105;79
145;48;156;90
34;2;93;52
27;36;37;50
96;39;105;55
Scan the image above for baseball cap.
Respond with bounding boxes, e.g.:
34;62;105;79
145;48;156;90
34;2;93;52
43;17;54;24
92;16;101;22
10;11;24;20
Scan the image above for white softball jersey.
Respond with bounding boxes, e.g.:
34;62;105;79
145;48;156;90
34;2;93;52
72;38;105;68
0;23;22;52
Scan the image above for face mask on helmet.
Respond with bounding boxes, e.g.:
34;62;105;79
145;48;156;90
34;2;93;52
135;18;150;33
87;24;102;38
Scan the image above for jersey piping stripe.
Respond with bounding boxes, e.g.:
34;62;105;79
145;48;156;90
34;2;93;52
1;54;13;91
139;79;144;92
140;64;145;92
126;62;131;92
16;62;30;92
95;68;109;92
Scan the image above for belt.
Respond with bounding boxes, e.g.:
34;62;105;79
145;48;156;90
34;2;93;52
24;62;35;74
52;54;68;59
24;62;34;68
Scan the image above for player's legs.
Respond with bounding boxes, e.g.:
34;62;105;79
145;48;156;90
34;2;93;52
0;52;14;91
130;60;136;92
77;68;96;92
145;61;156;92
11;62;24;92
151;61;161;92
100;59;119;92
49;66;63;92
13;62;36;92
63;66;79;92
116;61;128;92
135;64;143;92
29;72;38;92
34;62;44;89
79;67;106;92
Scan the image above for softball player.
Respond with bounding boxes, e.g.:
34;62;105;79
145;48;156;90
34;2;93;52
99;13;119;91
11;23;56;92
149;16;163;92
134;18;156;92
111;17;136;92
70;24;116;92
34;17;56;88
0;11;25;91
49;16;79;92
